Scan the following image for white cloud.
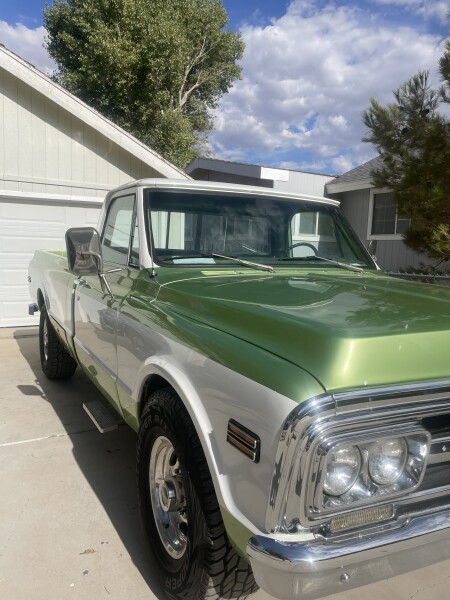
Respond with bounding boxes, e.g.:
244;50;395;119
0;21;56;74
329;115;348;130
211;0;446;173
373;0;449;22
331;155;354;174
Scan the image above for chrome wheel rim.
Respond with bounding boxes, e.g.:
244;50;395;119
149;435;188;559
43;319;49;362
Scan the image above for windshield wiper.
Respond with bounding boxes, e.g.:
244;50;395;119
278;255;364;273
166;252;274;273
210;253;274;273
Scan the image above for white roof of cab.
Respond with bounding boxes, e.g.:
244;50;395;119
106;178;341;206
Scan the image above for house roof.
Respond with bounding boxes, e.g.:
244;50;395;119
0;44;188;180
326;156;382;194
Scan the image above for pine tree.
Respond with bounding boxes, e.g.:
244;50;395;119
363;60;450;266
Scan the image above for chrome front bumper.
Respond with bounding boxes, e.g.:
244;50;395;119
247;509;450;600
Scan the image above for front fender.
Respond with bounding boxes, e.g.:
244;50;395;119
117;336;324;549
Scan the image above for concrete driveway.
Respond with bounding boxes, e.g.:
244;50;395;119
1;329;450;600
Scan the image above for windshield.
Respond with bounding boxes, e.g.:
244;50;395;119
145;189;375;270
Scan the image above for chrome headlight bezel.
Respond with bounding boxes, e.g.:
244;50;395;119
311;424;430;514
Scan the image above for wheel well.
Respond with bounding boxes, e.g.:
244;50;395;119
37;289;45;310
139;374;175;418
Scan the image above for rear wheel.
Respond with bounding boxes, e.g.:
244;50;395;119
137;387;258;600
39;306;77;379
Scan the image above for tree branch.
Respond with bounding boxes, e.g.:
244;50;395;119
178;34;223;108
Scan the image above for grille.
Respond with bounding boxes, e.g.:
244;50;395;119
416;421;450;493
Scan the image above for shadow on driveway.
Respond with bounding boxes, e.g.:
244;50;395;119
14;333;164;599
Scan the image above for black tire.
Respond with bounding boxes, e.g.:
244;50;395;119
137;387;258;600
39;306;77;379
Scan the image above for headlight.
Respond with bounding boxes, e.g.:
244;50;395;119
323;444;361;496
315;427;430;511
368;438;408;485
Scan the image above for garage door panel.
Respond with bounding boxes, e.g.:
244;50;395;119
66;206;101;228
1;237;66;254
0;220;69;233
1;300;38;323
0;203;66;222
0;267;28;286
0;199;101;327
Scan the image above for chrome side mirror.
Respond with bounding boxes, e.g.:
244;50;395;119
66;227;103;275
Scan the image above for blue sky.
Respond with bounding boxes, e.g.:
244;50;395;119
0;0;448;174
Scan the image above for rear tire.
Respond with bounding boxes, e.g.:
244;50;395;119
39;306;77;379
137;387;258;600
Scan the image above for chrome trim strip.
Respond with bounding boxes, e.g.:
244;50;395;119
334;379;450;412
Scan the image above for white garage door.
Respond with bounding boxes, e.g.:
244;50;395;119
0;199;101;327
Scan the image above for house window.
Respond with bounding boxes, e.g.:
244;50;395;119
298;212;317;235
295;212;334;236
371;192;410;235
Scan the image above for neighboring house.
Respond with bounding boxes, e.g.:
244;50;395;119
186;157;334;197
0;45;187;328
326;156;434;272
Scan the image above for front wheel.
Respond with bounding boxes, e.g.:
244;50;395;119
137;388;258;600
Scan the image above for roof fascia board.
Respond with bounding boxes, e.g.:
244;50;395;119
187;158;293;183
186;158;263;179
188;159;298;185
326;180;373;194
0;46;188;180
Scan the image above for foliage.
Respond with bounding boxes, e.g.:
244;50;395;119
44;0;244;168
362;64;450;266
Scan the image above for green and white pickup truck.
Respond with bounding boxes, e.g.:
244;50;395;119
29;179;450;600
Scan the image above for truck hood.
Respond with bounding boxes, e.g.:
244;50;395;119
157;270;450;393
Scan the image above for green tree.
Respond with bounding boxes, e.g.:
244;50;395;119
362;66;450;266
44;0;244;168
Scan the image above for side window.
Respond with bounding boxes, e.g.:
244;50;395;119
102;194;136;265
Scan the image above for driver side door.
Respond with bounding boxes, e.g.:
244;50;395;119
73;193;136;412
